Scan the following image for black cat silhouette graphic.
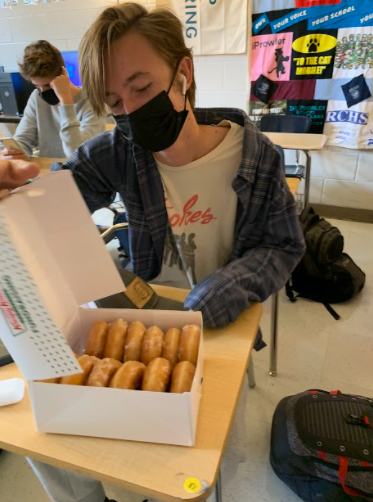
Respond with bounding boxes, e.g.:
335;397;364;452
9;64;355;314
268;48;290;78
307;38;320;53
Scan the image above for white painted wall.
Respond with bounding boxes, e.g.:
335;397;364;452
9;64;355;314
0;0;372;210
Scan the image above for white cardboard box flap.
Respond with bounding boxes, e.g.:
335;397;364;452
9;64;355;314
0;172;125;381
12;172;124;306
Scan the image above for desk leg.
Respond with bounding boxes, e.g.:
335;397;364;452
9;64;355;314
303;150;311;208
247;354;256;388
269;291;279;377
215;470;222;502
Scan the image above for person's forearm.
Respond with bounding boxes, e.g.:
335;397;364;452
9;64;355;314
185;239;305;329
59;105;83;157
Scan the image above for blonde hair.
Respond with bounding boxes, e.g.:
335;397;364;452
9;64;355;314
79;2;196;116
18;40;64;81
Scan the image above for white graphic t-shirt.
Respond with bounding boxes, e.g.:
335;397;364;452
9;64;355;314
152;120;244;289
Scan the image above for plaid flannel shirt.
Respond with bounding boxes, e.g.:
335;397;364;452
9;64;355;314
58;107;305;328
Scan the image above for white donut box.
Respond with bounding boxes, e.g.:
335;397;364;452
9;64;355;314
0;171;203;446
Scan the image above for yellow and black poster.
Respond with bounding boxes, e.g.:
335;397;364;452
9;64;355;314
290;30;338;79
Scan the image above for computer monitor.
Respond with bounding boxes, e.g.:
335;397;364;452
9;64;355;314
0;73;35;115
61;51;82;87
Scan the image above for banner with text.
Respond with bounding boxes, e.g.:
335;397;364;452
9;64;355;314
250;0;373;148
156;0;247;55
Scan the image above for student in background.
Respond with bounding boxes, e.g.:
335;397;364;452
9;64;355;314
1;41;107;160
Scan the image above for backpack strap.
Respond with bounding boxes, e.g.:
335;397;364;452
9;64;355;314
323;302;341;320
285;280;297;303
300;206;320;234
338;456;373;501
286;279;341;320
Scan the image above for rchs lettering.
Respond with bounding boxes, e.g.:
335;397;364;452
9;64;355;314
326;110;369;125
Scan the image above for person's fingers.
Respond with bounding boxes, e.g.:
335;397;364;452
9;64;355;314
1;154;26;161
0;160;40;190
2;148;23;156
62;66;69;77
13;161;40;181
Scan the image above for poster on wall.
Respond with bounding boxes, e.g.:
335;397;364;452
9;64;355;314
250;0;373;149
156;0;247;55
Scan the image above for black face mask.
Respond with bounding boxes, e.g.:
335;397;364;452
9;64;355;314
114;72;188;152
38;88;60;106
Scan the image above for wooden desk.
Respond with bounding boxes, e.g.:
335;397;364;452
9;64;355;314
263;132;327;151
30;157;66;175
0;286;262;502
262;132;327;208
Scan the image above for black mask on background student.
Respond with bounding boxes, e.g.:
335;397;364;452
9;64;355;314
114;70;188;152
38;88;60;106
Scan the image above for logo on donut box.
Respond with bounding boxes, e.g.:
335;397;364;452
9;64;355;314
0;275;37;337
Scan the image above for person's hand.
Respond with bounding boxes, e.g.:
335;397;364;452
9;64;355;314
50;67;73;105
1;148;27;161
0;159;40;190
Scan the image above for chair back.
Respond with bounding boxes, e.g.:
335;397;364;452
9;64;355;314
260;115;312;134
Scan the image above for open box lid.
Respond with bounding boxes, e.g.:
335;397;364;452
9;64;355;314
0;171;125;381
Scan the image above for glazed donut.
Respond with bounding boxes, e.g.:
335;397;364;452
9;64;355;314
109;361;146;390
170;361;196;393
85;320;109;358
161;328;181;367
123;321;146;362
60;355;98;385
38;377;60;384
86;358;122;387
103;319;128;361
142;357;172;392
178;325;201;366
140;325;164;366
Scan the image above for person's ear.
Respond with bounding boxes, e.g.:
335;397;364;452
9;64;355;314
178;57;193;93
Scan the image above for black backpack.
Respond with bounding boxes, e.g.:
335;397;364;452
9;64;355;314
286;208;366;319
270;389;373;502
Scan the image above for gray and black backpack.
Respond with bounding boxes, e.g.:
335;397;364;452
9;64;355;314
286;207;366;320
270;390;373;501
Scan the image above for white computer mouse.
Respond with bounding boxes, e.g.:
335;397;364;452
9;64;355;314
0;378;25;407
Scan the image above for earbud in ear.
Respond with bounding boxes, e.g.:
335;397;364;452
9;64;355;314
180;74;187;95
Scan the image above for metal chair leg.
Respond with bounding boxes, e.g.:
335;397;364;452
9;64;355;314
303;150;311;208
204;470;222;502
248;354;256;388
215;470;222;502
269;291;279;377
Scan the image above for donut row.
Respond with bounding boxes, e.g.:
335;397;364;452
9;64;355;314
41;355;196;393
85;319;200;367
39;319;201;393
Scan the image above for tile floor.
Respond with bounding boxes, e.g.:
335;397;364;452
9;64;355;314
0;218;372;502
